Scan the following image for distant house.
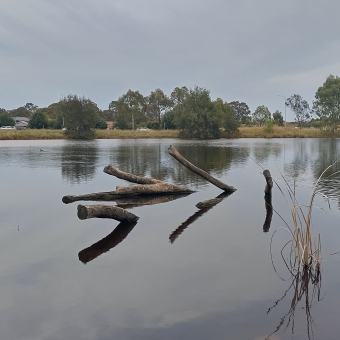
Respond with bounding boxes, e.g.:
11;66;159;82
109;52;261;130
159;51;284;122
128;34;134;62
13;117;29;130
106;121;114;129
13;117;30;123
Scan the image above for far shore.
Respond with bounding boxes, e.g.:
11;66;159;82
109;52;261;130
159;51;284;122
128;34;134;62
0;126;339;140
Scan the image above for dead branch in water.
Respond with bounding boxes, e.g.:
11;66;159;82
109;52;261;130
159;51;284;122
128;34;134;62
62;183;194;204
77;204;139;222
263;194;273;232
104;164;162;184
263;169;273;195
168;145;236;192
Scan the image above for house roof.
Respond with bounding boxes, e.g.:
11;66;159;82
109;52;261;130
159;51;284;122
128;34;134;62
13;117;30;122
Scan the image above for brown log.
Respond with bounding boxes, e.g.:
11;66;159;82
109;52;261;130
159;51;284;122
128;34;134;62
263;169;273;195
78;221;137;264
62;183;194;204
104;164;162;184
263;194;273;233
168;145;236;192
195;192;231;209
77;204;139;222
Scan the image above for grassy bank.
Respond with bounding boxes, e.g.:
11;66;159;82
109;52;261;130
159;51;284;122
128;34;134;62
0;127;339;140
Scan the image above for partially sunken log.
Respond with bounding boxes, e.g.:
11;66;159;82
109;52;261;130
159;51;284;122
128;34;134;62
77;204;139;222
196;192;231;210
78;221;137;264
263;169;273;195
115;193;191;209
104;164;162;184
168;145;236;193
62;183;194;204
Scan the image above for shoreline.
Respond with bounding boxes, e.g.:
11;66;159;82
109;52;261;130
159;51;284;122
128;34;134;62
0;127;339;140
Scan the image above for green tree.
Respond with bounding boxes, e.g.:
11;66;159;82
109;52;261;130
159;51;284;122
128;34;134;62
170;86;189;106
213;98;240;133
109;90;146;130
95;117;108;129
252;105;271;126
229;101;251;123
313;75;340;131
28;111;49;129
0;112;15;127
161;110;176;129
173;86;223;139
9;106;31;118
60;95;99;139
272;110;284;126
286;94;311;129
146;89;172;128
24;103;38;113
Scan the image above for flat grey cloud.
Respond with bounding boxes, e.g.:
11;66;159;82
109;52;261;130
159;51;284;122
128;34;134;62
1;0;339;121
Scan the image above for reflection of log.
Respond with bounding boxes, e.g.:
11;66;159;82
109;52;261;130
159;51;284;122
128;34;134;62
62;183;194;204
263;195;273;233
77;204;139;222
115;193;190;209
263;169;273;195
168;145;236;192
104;164;162;184
170;193;229;243
78;221;137;264
170;207;209;244
196;192;231;209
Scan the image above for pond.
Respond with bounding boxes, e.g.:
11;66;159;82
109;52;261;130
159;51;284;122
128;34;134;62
1;138;340;340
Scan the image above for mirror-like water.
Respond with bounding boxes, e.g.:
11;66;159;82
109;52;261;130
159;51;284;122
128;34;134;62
1;138;340;340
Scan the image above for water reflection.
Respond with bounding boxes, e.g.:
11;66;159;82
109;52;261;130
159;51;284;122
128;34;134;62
311;139;340;207
78;221;137;264
266;266;322;340
61;141;99;184
263;195;273;233
169;192;231;243
110;142;248;188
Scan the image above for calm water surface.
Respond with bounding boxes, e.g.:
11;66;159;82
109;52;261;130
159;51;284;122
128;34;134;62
1;138;340;340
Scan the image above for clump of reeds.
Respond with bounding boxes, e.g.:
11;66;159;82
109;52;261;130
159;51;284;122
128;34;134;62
265;164;338;339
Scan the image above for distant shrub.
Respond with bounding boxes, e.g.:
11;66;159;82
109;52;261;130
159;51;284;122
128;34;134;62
264;120;274;133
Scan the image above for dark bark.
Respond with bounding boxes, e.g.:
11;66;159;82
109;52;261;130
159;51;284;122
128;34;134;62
196;192;231;209
62;183;194;204
263;169;273;195
77;204;139;222
78;221;137;264
104;164;162;184
168;145;236;192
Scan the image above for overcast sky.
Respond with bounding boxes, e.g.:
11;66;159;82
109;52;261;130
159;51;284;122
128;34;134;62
1;0;339;120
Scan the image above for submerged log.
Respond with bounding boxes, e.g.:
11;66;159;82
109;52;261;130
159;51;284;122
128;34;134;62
104;164;162;184
196;192;231;209
263;169;273;195
77;204;139;222
168;145;236;193
114;193;191;209
62;183;194;204
78;221;137;264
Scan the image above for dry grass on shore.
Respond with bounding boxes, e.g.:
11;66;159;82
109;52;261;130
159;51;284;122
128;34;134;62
238;126;340;138
0;126;339;140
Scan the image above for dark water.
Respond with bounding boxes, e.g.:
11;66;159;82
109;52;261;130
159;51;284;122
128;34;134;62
1;138;340;340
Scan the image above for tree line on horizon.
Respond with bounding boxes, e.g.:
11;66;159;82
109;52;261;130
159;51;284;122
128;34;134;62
0;75;339;138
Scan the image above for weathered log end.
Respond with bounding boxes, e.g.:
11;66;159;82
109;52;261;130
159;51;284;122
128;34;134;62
77;204;139;222
62;195;75;204
263;169;273;195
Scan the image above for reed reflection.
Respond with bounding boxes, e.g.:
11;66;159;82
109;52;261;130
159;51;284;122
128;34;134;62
78;221;137;264
169;192;231;243
266;266;322;340
61;141;98;184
